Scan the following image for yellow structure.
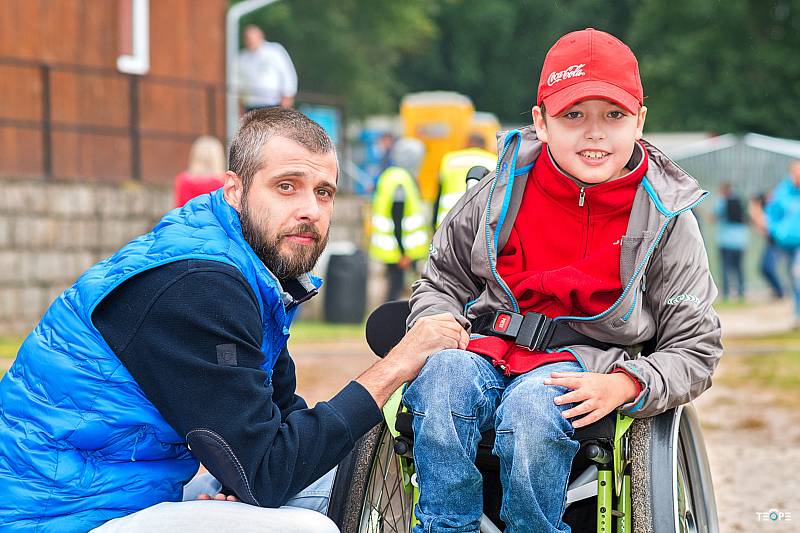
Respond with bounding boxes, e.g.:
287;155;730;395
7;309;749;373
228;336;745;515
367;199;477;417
400;92;475;201
469;112;501;155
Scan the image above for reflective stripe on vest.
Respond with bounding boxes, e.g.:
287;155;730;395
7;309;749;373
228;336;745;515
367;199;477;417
369;166;429;263
436;148;497;228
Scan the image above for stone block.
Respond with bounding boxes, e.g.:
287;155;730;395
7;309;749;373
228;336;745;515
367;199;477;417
0;287;15;319
20;286;45;318
56;219;98;250
16;251;36;283
96;187;119;219
34;252;65;283
0;216;11;248
0;186;25;215
0;251;21;283
15;218;59;249
73;185;96;217
27;183;50;215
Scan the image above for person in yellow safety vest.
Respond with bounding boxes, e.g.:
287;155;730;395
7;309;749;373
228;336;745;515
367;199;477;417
433;133;498;230
369;138;429;302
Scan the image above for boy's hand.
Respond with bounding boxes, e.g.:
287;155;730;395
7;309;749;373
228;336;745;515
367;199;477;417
544;371;639;428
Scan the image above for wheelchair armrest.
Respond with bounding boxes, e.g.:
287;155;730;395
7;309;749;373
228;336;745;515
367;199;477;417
365;300;411;357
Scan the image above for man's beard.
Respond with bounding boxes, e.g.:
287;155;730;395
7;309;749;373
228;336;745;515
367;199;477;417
239;195;329;280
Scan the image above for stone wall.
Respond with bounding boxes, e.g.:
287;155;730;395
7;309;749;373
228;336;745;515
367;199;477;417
0;180;369;336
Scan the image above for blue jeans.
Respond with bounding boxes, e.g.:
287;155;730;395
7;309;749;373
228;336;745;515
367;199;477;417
760;242;785;299
403;350;582;533
719;247;745;299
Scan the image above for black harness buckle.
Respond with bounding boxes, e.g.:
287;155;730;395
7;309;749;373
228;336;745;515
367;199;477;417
516;312;556;351
485;310;556;351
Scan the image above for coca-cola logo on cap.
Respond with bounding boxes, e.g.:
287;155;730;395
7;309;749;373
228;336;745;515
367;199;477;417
547;64;586;87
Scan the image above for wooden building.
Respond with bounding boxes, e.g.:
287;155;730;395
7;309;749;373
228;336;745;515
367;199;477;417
0;0;228;185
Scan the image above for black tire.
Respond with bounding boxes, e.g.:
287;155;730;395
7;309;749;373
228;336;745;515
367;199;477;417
630;405;720;533
328;423;415;533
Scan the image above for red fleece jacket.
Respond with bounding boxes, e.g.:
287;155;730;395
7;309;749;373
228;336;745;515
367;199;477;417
467;142;647;392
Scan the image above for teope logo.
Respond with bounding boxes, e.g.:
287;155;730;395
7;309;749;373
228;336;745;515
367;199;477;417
756;509;792;522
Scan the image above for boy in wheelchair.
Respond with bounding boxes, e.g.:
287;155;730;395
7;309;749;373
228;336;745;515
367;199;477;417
402;29;722;532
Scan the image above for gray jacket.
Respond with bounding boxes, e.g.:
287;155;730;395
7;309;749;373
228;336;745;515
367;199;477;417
409;126;722;418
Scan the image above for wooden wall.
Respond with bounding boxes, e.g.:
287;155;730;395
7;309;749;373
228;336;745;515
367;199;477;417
0;0;228;185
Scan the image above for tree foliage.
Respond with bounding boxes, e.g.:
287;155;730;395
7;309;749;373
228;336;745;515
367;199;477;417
235;0;800;137
237;0;437;117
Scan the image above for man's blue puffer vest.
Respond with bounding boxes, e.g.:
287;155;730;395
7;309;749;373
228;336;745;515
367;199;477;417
0;189;318;531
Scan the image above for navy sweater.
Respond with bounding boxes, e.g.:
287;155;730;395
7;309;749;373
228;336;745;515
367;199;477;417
92;259;382;507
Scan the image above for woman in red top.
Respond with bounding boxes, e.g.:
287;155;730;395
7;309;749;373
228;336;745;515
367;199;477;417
174;136;227;207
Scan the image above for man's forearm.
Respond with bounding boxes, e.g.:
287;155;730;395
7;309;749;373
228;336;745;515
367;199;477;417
355;357;407;408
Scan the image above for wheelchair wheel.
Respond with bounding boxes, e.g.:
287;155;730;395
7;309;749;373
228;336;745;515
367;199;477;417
630;405;719;533
327;423;415;533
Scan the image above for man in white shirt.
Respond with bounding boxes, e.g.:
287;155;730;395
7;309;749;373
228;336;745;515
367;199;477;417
238;25;298;112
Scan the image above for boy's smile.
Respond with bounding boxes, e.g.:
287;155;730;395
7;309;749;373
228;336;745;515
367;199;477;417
532;99;647;185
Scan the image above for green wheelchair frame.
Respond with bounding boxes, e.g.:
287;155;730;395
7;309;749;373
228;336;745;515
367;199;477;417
382;388;635;533
326;301;719;533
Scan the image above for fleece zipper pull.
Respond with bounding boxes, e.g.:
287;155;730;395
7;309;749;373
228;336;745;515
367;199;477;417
578;187;586;207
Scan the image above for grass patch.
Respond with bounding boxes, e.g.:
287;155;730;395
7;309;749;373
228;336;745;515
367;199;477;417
725;329;800;347
0;337;22;379
0;337;22;359
288;320;366;343
717;348;800;409
713;298;752;311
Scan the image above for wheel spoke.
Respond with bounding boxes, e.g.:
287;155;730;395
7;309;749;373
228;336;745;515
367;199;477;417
360;426;413;533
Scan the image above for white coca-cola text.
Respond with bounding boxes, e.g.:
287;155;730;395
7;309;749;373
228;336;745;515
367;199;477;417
547;64;586;86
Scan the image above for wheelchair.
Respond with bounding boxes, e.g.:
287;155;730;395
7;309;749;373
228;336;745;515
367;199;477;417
327;301;719;533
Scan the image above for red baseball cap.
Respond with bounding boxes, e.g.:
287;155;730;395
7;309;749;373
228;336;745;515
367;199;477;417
537;28;643;116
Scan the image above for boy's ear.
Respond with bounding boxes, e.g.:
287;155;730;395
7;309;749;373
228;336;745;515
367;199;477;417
532;106;549;144
634;106;648;140
223;170;244;211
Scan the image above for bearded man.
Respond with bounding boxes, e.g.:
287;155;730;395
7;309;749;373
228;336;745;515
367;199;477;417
0;108;468;532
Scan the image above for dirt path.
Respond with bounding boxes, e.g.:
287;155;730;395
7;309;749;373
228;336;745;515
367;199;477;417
693;361;800;532
289;306;800;532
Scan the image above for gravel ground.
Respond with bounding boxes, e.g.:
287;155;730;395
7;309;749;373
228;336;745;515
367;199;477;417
693;360;800;532
289;302;800;533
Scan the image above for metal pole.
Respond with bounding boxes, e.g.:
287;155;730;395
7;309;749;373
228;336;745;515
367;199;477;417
225;0;282;143
129;76;141;180
40;65;52;179
207;85;216;135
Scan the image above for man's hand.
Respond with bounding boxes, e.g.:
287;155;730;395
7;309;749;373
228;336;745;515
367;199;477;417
197;492;239;502
386;313;469;382
356;313;468;407
544;371;639;428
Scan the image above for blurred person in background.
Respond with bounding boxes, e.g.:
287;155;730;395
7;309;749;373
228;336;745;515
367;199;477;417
765;160;800;328
749;190;785;299
369;138;429;302
173;135;227;207
432;132;497;230
238;25;298;112
714;182;748;301
0;108;466;532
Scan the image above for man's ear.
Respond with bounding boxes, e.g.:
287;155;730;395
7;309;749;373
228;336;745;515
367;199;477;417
532;106;549;144
634;106;648;140
223;171;244;211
